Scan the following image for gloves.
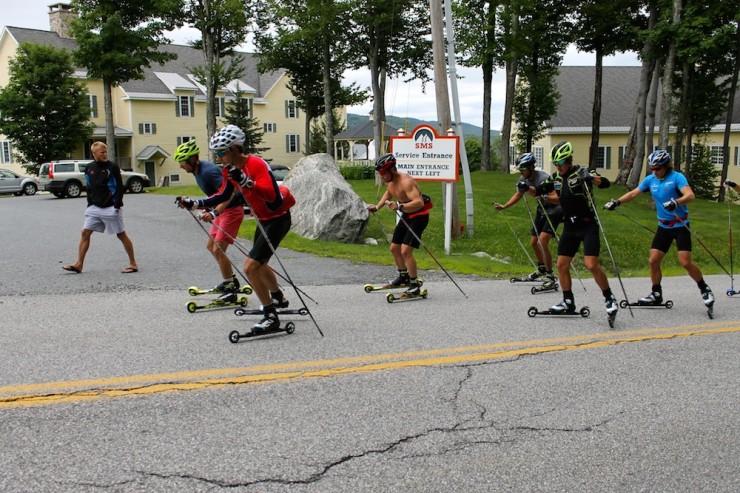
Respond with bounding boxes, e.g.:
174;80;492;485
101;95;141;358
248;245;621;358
663;198;678;212
367;204;378;213
724;180;737;189
603;199;621;211
516;181;529;193
179;197;197;210
228;165;253;188
576;167;594;183
199;209;218;222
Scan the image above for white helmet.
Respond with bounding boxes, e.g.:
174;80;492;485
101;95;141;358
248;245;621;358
209;124;246;151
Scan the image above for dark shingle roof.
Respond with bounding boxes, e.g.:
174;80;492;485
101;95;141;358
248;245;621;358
551;66;740;129
5;26;283;99
335;121;399;140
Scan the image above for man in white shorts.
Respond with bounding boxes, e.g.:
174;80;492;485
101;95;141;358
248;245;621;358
62;142;139;274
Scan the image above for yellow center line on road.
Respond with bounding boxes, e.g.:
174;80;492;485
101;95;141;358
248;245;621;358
1;322;738;409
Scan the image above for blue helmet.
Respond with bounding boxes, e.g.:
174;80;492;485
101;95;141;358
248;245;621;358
648;149;671;168
516;153;536;170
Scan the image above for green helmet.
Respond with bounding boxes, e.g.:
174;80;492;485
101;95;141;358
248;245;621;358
550;141;573;164
174;140;199;163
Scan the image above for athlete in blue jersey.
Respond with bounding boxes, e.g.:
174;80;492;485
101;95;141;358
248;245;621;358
603;150;714;308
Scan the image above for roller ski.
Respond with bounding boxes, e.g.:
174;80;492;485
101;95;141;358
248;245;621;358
186;293;248;313
188;277;253;297
605;296;619;328
386;282;427;303
234;306;308;316
727;288;740;297
364;273;423;293
228;311;295;343
510;269;547;284
530;275;559;295
702;289;715;319
619;292;673;309
528;299;590;318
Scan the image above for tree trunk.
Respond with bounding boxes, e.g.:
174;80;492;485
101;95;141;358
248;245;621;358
322;33;334;156
103;77;116;160
481;59;493;171
718;26;739;203
626;58;655;188
368;51;386;156
589;47;603;170
644;60;660;176
500;7;518;173
659;0;682;148
674;62;690;170
203;0;217;150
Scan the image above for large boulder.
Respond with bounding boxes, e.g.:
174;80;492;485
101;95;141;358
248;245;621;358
285;153;368;243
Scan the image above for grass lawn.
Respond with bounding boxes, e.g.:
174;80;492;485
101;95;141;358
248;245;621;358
151;170;737;280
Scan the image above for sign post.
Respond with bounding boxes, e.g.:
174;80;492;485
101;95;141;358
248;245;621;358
390;124;460;254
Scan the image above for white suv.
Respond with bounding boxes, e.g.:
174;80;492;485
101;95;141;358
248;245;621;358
38;160;150;198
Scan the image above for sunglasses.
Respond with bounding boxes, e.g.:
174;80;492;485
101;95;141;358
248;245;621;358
214;149;228;157
554;161;568;166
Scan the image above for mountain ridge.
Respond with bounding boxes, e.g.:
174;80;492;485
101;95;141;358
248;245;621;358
346;113;499;140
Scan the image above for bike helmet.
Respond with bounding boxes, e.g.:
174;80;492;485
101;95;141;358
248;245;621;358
551;141;573;164
173;140;199;162
209;124;246;151
516;153;536;170
648;149;671;168
375;153;397;173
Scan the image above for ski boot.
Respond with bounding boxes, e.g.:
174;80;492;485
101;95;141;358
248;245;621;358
528;299;590;318
510;268;546;283
702;289;715;319
271;290;289;309
605;295;619;328
186;292;248;313
386;281;428;303
228;311;295;342
620;291;674;309
188;276;253;296
531;274;559;294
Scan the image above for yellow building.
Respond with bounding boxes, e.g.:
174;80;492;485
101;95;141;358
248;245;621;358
521;66;740;183
0;3;314;187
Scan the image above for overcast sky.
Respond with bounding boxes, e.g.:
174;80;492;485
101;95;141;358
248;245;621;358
4;1;641;130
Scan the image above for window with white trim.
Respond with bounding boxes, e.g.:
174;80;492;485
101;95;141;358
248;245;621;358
509;145;516;168
708;145;724;167
285;100;299;119
595;145;612;169
177;95;192;117
139;122;157;135
169;173;181;184
735;146;740;167
533;146;544;169
88;94;98;118
214;96;225;118
286;134;300;153
0;141;11;163
176;135;195;146
264;123;277;133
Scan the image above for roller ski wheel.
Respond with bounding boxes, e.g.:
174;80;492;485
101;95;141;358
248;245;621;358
726;289;739;297
228;322;296;343
531;282;559;295
185;295;248;313
618;299;673;309
364;279;423;293
187;285;253;296
386;289;428;303
527;306;590;318
234;307;309;317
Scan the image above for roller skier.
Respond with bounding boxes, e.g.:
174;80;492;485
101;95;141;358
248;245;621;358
366;153;433;301
525;141;619;324
494;152;562;291
604;150;715;316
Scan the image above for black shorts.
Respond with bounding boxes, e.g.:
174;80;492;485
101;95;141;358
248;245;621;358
391;213;430;249
531;206;562;237
249;212;291;264
557;221;600;257
651;225;691;253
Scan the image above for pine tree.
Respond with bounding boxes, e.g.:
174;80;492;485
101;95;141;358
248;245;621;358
223;89;269;155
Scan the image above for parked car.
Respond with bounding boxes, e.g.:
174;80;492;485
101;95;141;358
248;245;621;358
0;168;38;196
270;164;290;186
38;160;151;198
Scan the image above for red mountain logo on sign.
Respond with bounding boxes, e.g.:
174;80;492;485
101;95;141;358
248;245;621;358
390;124;460;182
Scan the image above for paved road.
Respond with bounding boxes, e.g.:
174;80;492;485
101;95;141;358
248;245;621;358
1;192;738;492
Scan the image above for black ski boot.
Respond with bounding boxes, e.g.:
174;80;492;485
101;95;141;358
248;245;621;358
389;270;411;287
404;279;422;296
252;307;279;334
271;289;289;309
215;275;240;293
638;291;663;306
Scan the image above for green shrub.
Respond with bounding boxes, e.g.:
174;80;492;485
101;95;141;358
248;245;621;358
340;163;375;180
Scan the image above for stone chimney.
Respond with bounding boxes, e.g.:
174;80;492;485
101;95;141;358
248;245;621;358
48;3;78;39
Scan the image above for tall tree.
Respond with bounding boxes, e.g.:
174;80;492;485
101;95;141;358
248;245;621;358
184;0;252;142
573;0;642;169
347;0;433;153
658;0;682;148
0;44;93;174
223;88;268;154
255;0;365;155
71;0;182;160
499;1;520;172
453;0;497;171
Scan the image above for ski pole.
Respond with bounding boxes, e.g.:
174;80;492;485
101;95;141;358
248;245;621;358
496;207;538;271
612;209;657;236
669;210;732;278
238;191;324;337
520;194;550;269
208;218;318;305
584;185;634;317
370;210;392;243
387;202;468;298
533;198;587;292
